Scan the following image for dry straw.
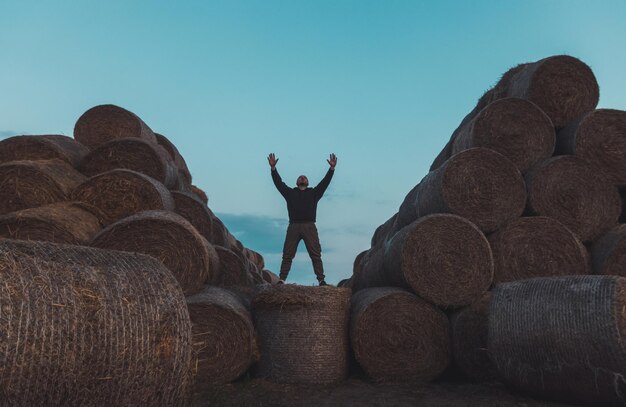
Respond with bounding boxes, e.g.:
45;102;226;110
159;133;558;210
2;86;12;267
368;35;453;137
191;185;208;204
72;169;174;224
383;214;493;307
78;138;178;189
451;98;555;173
0;201;105;244
213;246;255;287
0;134;89;168
591;224;626;276
253;285;351;384
525;155;621;242
90;210;215;295
261;269;280;284
352;245;386;292
73;104;157;148
556;108;626;187
350;287;450;382
0;238;192;406
172;190;214;243
0;159;86;215
449;292;497;382
155;133;192;189
488;216;590;283
370;213;397;247
489;275;626;406
186;286;256;391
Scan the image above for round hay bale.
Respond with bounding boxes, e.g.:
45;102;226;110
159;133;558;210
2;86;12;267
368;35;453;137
0;238;192;406
384;214;493;307
490;55;599;128
451;98;555;173
0;159;86;215
337;277;352;288
488;216;590;284
417;148;526;234
525;155;621;242
0;134;89;168
72;169;175;224
90;210;213;295
591;224;626;277
262;269;280;284
213;246;255;287
0;201;104;244
253;285;351;384
191;185;208;204
350;287;450;382
395;183;420;233
371;213;397;247
353;249;368;278
155;133;192;187
352;245;387;293
186;286;255;390
73;104;157;148
450;292;497;382
78;137;178;189
489;275;626;406
171;190;214;242
556;109;626;186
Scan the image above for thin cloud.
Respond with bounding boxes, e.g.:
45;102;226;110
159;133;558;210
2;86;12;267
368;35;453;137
217;212;288;254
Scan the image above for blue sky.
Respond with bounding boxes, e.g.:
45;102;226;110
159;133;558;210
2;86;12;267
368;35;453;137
2;1;626;284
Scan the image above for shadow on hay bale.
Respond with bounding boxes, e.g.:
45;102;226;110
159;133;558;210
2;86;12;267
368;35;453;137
0;238;192;406
0;134;89;168
371;213;397;247
186;286;256;391
253;285;351;384
449;292;498;382
350;287;450;382
155;133;192;190
261;269;280;284
556;108;626;187
451;98;555;174
72;169;174;224
0;159;86;215
73;104;157;149
90;210;216;296
591;224;626;277
213;246;255;287
489;275;626;406
0;201;105;244
78;138;178;189
488;216;590;284
191;185;208;205
352;245;387;293
525;155;621;242
172;190;214;243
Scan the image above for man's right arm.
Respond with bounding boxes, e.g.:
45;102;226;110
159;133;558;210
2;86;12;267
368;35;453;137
271;167;290;197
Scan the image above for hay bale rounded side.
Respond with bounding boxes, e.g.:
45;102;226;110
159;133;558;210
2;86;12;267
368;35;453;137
72;169;174;224
155;133;192;187
350;287;450;382
384;214;493;307
417;148;526;233
187;286;255;390
262;269;280;284
556;109;626;186
488;216;590;284
0;159;86;215
591;224;626;277
352;245;387;293
90;210;213;295
371;213;397;247
253;285;351;384
450;292;497;382
78;138;178;188
0;202;104;244
0;238;192;406
213;246;255;287
191;185;208;205
210;216;230;248
0;134;89;168
171;190;214;242
73;104;157;148
525;155;621;242
451;98;555;173
489;275;626;406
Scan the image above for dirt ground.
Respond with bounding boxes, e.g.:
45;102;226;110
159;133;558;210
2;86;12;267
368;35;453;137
192;376;579;407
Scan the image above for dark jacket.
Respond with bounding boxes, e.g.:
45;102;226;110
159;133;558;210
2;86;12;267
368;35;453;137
271;168;334;223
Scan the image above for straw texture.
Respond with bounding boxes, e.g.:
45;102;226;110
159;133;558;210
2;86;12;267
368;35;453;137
0;135;89;168
213;246;255;287
591;224;626;277
171;191;214;243
155;133;192;190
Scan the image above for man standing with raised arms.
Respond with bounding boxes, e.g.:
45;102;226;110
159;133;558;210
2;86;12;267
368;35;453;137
267;153;337;286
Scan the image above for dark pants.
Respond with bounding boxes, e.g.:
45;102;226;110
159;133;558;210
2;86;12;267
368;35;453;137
279;222;325;282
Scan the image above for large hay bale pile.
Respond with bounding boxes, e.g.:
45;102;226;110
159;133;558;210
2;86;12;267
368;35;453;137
91;210;215;295
0;238;192;406
0;202;104;244
253;285;351;384
0;159;86;215
350;287;450;382
489;276;626;406
187;286;256;391
0;134;89;167
591;224;626;276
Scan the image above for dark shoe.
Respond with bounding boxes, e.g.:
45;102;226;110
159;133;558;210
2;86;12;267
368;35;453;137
319;280;328;286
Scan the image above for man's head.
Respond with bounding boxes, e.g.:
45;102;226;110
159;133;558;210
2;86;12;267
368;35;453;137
296;175;309;190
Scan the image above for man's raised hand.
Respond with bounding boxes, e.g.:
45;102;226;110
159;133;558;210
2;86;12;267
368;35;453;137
327;153;337;170
268;153;279;169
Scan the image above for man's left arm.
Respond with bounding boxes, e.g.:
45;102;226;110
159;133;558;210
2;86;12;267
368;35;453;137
314;153;337;199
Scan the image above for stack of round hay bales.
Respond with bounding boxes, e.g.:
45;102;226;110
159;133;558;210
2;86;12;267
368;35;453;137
253;285;351;384
0;238;192;406
0;134;89;168
350;287;450;382
91;210;216;295
186;286;256;391
0;202;105;244
489;275;626;406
